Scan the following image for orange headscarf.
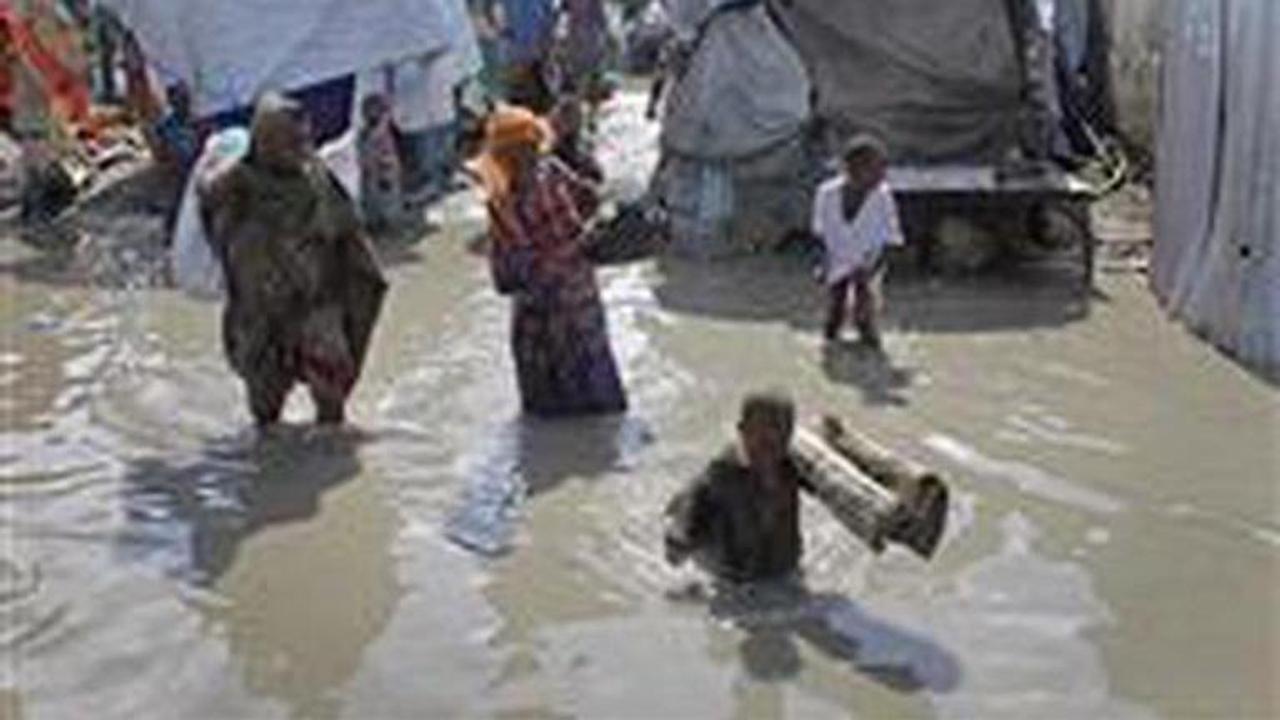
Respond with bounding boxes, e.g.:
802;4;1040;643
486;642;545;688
467;105;554;203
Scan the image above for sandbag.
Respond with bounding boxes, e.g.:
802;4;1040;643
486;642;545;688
792;420;949;560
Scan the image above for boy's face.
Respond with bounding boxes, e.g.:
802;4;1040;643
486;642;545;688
844;151;886;192
738;412;792;469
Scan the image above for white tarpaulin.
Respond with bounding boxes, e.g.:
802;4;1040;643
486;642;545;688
101;0;453;117
1153;0;1280;378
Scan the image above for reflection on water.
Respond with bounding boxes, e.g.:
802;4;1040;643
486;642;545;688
119;427;365;586
706;581;962;694
821;342;916;407
446;415;651;556
118;427;399;719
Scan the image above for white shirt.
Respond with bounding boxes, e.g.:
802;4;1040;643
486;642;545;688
811;177;904;285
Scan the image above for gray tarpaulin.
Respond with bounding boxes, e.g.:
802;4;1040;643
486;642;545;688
771;0;1023;164
655;0;815;256
659;1;811;160
1153;0;1280;378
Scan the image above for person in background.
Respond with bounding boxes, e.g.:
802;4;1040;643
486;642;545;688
561;0;609;125
89;3;123;103
392;51;463;204
469;105;626;418
811;135;904;349
357;92;405;232
645;33;690;121
153;83;199;233
493;0;557;112
549;97;602;185
201;94;388;428
664;391;811;583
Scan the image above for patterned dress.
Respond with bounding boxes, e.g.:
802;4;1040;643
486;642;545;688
488;157;627;417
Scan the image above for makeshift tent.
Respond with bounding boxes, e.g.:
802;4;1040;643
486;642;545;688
99;0;455;120
1152;0;1279;378
770;0;1024;164
653;0;1113;258
653;0;816;257
385;0;483;134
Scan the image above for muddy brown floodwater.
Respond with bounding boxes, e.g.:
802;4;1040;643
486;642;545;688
2;93;1278;720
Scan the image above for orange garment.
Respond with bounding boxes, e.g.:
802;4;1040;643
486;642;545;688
466;105;554;205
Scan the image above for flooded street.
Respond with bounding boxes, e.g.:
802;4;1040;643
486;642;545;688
2;94;1278;720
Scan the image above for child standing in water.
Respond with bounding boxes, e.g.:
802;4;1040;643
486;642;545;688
811;135;904;349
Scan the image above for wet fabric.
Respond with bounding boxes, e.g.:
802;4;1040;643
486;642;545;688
487;157;627;418
201;138;388;424
664;445;810;583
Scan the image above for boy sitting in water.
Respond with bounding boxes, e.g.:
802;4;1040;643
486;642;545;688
811;135;904;349
664;391;950;583
664;391;813;583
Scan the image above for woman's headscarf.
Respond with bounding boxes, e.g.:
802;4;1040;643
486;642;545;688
467;104;554;203
249;93;312;172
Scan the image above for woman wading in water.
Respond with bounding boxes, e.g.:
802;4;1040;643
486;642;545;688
469;105;627;417
201;94;387;428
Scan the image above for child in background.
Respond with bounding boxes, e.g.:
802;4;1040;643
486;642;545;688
811;135;904;349
549;97;602;185
357;93;404;232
